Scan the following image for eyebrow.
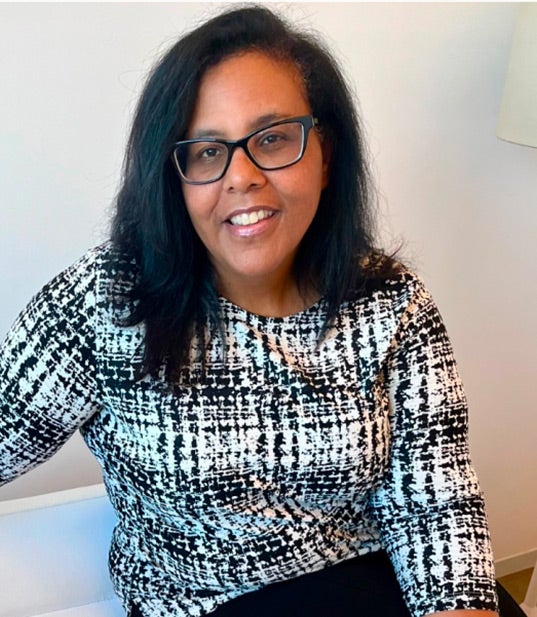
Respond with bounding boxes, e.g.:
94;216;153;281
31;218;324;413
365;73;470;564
188;112;293;140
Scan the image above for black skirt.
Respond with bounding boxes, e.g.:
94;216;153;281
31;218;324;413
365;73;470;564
210;550;410;617
130;550;524;617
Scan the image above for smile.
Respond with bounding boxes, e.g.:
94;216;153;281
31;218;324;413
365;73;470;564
228;209;275;226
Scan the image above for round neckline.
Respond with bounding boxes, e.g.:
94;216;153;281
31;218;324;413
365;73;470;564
218;294;326;324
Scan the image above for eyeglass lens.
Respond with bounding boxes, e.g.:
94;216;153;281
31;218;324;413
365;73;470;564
174;120;306;184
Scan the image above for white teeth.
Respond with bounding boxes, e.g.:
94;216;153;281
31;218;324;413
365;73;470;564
229;209;273;226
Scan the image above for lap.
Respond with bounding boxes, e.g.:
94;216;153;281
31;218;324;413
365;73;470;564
210;550;411;617
130;551;524;617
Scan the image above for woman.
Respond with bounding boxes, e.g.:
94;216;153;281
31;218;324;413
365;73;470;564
0;5;520;617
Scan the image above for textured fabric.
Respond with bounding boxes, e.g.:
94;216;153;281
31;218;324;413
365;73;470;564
132;550;412;617
0;243;499;617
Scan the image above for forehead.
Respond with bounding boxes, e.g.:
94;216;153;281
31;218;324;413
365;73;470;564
187;51;310;135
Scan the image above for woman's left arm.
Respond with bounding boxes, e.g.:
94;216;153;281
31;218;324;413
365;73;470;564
367;273;499;617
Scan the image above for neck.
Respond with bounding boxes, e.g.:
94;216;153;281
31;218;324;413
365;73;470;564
217;273;318;317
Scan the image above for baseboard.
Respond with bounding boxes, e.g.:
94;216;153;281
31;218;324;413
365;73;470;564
495;548;537;577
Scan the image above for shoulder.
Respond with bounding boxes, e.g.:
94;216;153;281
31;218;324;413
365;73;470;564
344;255;452;363
63;241;137;288
29;242;138;315
334;253;441;344
65;241;136;279
351;253;433;315
328;258;447;370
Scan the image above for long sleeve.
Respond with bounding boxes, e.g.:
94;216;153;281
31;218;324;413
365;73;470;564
0;249;102;485
368;277;498;617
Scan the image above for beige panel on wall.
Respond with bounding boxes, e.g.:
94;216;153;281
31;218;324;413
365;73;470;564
497;3;537;147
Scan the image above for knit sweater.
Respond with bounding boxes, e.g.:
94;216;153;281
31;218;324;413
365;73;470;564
0;243;498;617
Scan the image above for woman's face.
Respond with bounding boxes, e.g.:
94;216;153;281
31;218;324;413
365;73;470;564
181;51;329;295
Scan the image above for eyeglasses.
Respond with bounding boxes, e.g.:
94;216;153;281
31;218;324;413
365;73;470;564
171;115;319;185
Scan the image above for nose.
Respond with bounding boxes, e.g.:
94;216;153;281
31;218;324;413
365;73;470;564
223;146;266;192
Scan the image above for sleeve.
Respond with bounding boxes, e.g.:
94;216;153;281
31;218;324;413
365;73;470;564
367;276;499;617
0;249;102;486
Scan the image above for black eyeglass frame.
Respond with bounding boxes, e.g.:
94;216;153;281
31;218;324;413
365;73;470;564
171;115;319;185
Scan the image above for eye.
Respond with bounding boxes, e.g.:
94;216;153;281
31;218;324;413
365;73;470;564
263;132;285;144
187;143;227;167
260;131;287;146
253;130;291;153
196;145;225;160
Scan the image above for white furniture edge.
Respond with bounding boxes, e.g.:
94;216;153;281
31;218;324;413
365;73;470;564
0;482;120;617
0;482;107;515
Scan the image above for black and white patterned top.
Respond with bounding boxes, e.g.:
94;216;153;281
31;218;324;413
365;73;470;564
0;243;498;617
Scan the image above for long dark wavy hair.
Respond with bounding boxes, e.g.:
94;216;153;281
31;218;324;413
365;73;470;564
111;4;394;381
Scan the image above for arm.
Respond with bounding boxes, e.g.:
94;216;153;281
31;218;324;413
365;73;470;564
368;274;498;617
0;249;101;485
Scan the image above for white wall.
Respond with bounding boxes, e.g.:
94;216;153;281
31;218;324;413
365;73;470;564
1;2;535;563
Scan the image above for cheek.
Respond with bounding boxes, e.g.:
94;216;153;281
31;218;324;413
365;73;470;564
299;144;328;197
287;162;326;209
182;186;219;226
